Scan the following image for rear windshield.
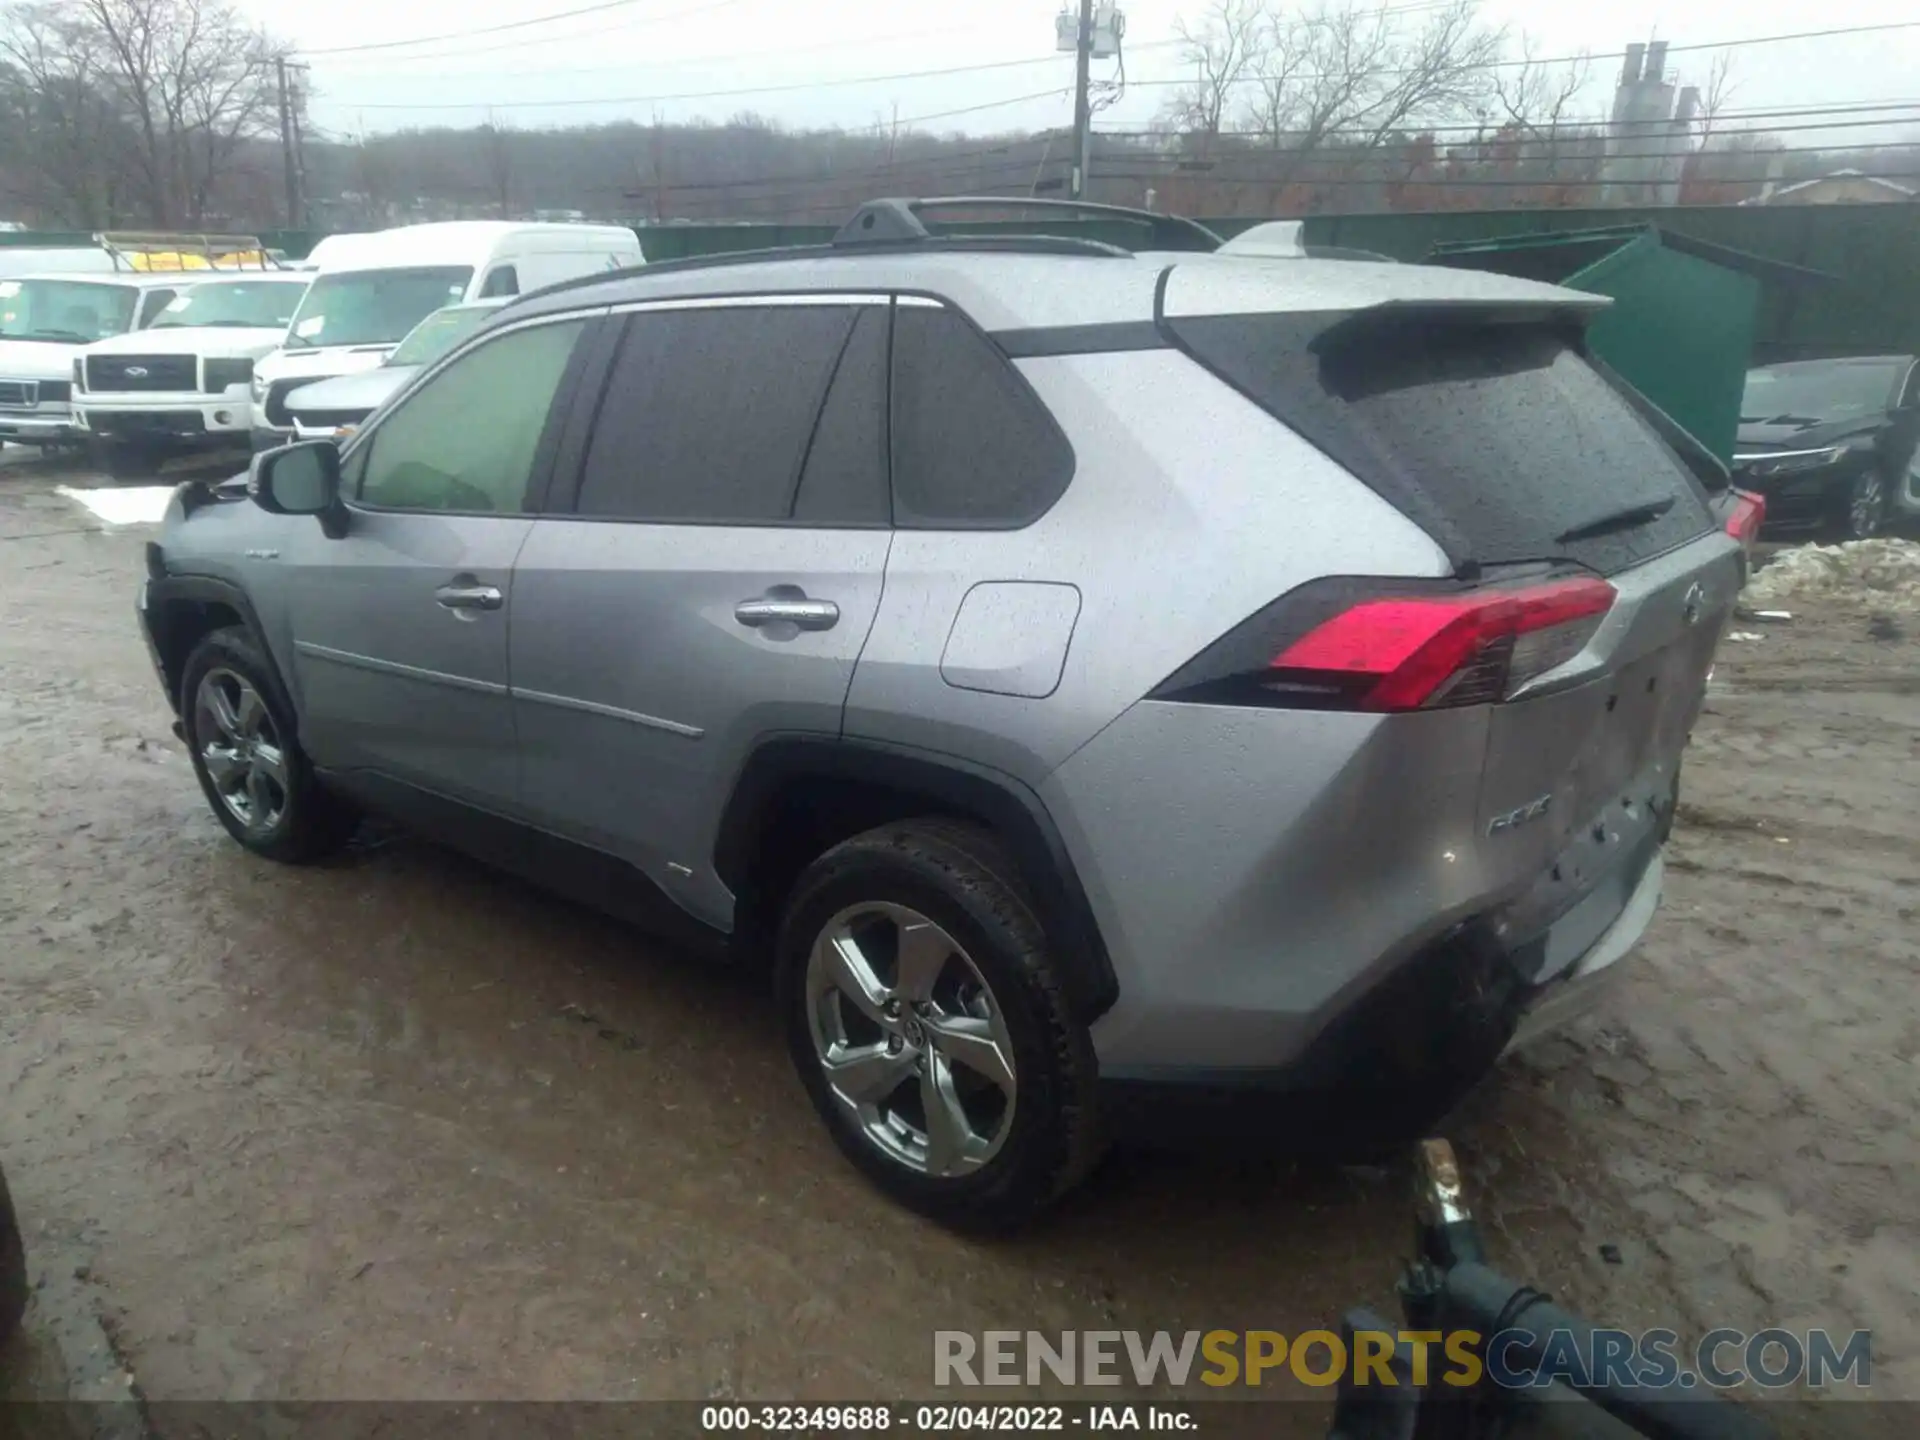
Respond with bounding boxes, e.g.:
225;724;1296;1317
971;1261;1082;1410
1169;309;1714;575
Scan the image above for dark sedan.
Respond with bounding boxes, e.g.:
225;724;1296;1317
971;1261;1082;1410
1732;356;1920;540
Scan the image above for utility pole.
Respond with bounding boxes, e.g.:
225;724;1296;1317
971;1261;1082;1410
1070;0;1094;198
276;57;306;229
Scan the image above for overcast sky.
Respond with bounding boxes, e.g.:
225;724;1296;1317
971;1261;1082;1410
237;0;1920;149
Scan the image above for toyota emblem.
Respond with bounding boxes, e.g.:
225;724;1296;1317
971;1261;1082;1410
124;366;148;378
1683;581;1706;626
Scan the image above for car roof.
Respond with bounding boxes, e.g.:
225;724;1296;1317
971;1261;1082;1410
9;271;200;288
506;245;1603;335
310;221;639;275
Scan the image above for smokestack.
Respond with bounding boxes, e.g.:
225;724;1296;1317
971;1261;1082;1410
1645;41;1667;82
1675;86;1699;126
1623;42;1645;83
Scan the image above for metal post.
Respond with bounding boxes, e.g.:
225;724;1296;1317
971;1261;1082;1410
1070;0;1094;199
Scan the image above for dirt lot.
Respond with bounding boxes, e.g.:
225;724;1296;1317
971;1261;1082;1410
0;451;1914;1433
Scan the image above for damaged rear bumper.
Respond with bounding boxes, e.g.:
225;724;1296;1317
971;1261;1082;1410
1097;840;1665;1152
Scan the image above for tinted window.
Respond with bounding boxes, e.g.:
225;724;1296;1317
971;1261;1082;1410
357;319;583;514
793;308;889;526
1169;311;1713;575
890;306;1074;527
575;305;858;523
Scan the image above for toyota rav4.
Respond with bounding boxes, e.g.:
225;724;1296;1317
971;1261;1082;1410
136;200;1741;1229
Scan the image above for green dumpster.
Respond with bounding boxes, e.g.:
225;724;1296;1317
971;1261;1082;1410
1425;225;1827;467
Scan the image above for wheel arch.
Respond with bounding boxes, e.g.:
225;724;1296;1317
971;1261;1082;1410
147;574;298;734
715;737;1119;1023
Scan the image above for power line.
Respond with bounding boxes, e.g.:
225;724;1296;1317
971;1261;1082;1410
295;0;750;58
318;21;1004;75
1119;19;1920;93
328;18;1920;116
1093;99;1920;139
339;49;1179;112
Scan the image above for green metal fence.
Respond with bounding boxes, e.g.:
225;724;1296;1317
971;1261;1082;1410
6;203;1911;358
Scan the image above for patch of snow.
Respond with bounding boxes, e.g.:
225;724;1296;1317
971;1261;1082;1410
1745;539;1920;612
56;484;175;527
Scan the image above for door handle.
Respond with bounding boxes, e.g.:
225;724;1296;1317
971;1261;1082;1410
734;596;840;631
435;584;504;612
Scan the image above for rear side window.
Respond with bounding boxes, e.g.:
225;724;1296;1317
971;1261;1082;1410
575;305;861;523
793;307;890;526
1169;311;1714;575
890;306;1074;528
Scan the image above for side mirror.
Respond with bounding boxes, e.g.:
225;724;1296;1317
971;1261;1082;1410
250;440;347;538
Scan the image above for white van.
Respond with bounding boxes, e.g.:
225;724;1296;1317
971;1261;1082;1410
0;272;200;448
250;222;642;449
73;272;313;474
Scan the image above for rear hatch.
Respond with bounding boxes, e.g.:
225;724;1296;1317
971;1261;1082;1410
1156;261;1741;980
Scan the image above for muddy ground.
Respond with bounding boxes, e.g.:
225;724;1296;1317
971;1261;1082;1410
0;451;1914;1435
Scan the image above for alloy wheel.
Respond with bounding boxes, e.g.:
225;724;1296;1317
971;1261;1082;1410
804;902;1018;1178
194;668;290;834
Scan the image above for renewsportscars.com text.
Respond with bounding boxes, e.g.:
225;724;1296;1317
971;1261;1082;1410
934;1328;1872;1391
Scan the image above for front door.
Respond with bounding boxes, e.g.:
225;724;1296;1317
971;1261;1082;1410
509;298;895;930
283;311;593;811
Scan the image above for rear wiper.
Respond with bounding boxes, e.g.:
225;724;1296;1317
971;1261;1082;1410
1555;496;1676;545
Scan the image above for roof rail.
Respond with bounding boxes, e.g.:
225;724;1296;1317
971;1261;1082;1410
512;232;1142;307
834;197;1223;254
93;231;285;273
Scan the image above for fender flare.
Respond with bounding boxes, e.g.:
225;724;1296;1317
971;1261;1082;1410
144;572;298;734
714;736;1119;1023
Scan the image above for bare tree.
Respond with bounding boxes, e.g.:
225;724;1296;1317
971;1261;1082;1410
0;3;131;225
1486;39;1595;184
1165;0;1264;149
1249;0;1504;177
16;0;283;227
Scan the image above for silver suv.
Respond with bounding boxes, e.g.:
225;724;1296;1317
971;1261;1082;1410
137;200;1740;1228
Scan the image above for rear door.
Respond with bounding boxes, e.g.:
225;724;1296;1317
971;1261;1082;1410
1161;264;1740;972
507;295;893;930
282;309;595;810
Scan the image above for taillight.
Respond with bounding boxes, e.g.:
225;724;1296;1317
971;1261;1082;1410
1724;488;1765;549
1153;576;1616;713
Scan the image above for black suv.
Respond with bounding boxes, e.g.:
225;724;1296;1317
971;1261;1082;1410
1733;355;1920;539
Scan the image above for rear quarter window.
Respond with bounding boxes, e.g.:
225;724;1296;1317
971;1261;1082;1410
890;306;1074;529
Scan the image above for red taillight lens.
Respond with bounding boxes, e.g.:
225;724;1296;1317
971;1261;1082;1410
1267;577;1616;712
1725;488;1765;549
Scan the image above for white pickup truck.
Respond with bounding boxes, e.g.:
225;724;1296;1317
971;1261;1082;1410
76;273;312;475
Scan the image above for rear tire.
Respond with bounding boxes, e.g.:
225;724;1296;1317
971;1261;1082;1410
180;626;357;863
776;820;1103;1231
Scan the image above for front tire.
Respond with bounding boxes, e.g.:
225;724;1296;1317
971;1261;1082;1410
94;439;170;482
180;626;356;863
777;820;1103;1231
